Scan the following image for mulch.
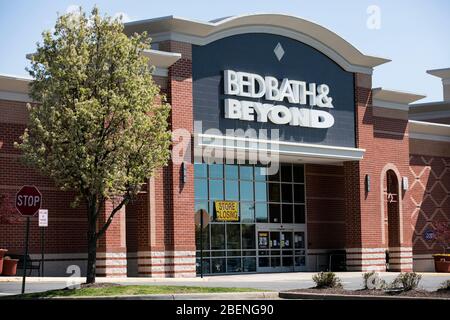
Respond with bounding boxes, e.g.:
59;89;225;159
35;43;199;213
287;287;450;298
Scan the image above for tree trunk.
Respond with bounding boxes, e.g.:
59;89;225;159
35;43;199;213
86;202;97;284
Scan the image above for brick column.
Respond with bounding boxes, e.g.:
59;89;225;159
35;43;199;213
344;73;413;272
135;41;196;277
96;199;127;277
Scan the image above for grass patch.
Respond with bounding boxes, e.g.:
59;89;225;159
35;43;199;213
9;285;265;299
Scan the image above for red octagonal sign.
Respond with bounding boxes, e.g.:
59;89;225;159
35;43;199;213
15;185;42;217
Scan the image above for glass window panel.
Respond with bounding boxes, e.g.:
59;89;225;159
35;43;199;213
270;232;280;249
225;180;239;200
226;224;241;250
240;202;255;223
271;250;280;256
224;164;238;180
210;224;225;250
227;250;241;257
294;184;305;203
281;184;293;203
281;164;292;182
209;164;223;179
255;182;267;202
196;250;210;257
294;232;305;249
282;256;293;267
281;232;293;249
259;250;269;256
268;183;280;202
209;179;223;200
293;165;305;183
196;258;210;274
295;256;306;267
194;163;207;178
242;250;256;256
239;165;253;180
243;257;256;272
269;203;281;223
271;256;281;267
294;205;305;224
195;201;208;212
254;167;267;181
255;202;268;223
211;258;226;273
227;258;242;273
239;181;254;201
282;204;293;224
195;178;208;200
209;201;215;219
211;250;226;257
258;257;269;267
268;168;280;182
195;224;210;250
242;224;256;249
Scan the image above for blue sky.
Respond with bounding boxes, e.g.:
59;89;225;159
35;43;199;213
0;0;448;102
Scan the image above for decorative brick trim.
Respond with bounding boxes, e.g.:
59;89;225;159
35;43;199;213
137;250;196;277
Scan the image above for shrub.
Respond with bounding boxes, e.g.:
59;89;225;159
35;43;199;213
362;271;386;290
439;280;450;291
312;272;342;289
391;272;422;291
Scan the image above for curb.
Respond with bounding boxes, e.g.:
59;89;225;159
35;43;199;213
279;291;450;301
28;291;279;300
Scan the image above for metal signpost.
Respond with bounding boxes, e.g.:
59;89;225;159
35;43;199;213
15;185;42;294
38;209;48;277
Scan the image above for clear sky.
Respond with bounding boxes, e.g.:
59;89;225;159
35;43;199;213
0;0;449;103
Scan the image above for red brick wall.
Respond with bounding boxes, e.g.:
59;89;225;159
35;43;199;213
0;99;88;256
306;164;345;249
157;40;195;254
345;73;413;253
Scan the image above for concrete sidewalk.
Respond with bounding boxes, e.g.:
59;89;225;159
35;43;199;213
1;272;449;296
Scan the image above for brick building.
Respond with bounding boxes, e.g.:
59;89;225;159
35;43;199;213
1;14;449;277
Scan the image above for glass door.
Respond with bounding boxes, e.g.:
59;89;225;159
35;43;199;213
256;226;306;272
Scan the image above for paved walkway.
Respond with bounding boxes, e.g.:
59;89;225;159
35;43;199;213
0;272;449;296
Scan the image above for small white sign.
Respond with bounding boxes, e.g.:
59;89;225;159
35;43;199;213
38;209;48;227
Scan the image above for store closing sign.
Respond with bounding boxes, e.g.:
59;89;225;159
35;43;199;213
215;201;239;221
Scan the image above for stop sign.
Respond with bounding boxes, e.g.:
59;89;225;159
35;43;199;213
15;185;42;216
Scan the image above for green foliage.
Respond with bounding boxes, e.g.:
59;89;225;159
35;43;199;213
362;271;386;290
439;280;450;291
312;272;343;289
391;272;422;291
16;6;171;216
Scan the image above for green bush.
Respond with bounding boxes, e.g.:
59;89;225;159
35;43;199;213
439;280;450;291
391;272;422;291
362;271;386;290
312;272;342;289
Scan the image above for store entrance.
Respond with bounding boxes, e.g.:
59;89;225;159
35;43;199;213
256;225;307;272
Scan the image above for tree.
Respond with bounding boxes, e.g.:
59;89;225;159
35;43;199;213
16;7;171;283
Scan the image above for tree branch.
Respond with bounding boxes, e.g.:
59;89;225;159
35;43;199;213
95;195;130;239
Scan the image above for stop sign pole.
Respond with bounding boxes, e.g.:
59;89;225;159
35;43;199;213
15;185;42;295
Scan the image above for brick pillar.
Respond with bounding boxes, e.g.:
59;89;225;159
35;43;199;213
136;40;196;277
96;198;127;277
344;73;413;272
344;74;386;272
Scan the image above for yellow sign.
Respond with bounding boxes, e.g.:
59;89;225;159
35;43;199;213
215;201;239;221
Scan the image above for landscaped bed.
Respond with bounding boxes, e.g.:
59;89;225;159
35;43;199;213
4;284;265;299
281;272;450;300
283;287;450;298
